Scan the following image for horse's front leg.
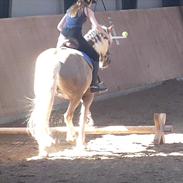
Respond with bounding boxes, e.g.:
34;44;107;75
64;99;80;142
77;93;94;148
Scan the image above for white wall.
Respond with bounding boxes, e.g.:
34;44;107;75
137;0;162;9
11;0;64;17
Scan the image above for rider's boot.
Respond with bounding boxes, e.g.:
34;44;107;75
90;61;108;93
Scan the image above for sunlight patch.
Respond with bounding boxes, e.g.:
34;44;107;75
27;133;183;160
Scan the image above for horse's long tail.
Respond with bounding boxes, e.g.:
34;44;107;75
27;49;60;155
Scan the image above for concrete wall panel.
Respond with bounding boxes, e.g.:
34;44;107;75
0;15;61;123
0;7;183;123
99;7;183;92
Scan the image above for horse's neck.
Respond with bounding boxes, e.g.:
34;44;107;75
85;29;103;54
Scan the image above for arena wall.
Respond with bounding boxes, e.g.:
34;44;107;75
0;7;183;123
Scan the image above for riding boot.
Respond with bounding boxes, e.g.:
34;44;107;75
90;61;108;93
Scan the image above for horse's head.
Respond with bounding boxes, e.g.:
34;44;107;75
85;25;113;69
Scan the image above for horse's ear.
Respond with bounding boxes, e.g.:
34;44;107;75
108;25;113;33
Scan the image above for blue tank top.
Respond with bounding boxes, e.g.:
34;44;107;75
64;9;87;30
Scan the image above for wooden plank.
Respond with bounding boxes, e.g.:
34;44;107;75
0;125;173;135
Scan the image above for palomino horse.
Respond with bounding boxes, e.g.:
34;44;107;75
27;25;113;156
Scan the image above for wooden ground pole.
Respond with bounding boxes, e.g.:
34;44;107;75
0;113;173;144
0;125;173;135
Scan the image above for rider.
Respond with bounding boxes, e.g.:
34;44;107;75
57;0;108;93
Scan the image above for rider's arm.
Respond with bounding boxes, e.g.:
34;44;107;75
84;7;109;38
57;14;67;32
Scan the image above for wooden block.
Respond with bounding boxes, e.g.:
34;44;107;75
154;113;166;144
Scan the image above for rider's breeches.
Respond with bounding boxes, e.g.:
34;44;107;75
78;36;99;61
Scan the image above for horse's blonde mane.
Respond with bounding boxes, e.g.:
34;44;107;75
84;26;108;41
84;26;111;56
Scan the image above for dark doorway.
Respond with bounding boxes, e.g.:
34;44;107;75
64;0;77;12
122;0;137;10
0;0;11;18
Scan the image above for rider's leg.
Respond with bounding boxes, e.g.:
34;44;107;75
78;37;108;93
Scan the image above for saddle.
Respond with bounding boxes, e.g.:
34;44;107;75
57;35;93;69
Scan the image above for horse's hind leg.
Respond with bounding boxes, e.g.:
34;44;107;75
64;99;80;142
77;93;94;148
